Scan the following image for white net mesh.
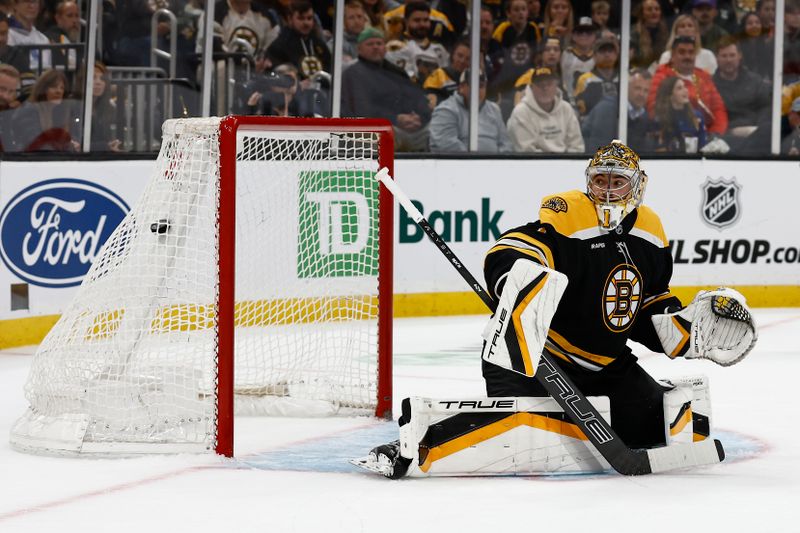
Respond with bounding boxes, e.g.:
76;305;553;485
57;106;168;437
10;117;388;455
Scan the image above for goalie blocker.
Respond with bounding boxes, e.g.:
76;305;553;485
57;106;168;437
354;377;712;478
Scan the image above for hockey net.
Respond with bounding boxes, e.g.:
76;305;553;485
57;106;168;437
10;116;394;456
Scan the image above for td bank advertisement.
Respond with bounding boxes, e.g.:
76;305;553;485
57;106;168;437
0;157;798;324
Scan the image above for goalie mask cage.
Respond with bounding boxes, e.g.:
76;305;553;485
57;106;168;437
10;116;394;457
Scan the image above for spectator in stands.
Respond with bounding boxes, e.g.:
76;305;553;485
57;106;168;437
0;13;29;74
429;69;512;152
114;0;159;65
44;0;79;43
757;0;776;37
512;37;567;107
575;34;618;117
629;0;669;70
362;0;387;31
507;66;585;152
582;68;658;153
8;0;48;45
490;0;542;118
0;63;20;151
649;35;728;136
781;96;800;154
401;1;451;74
659;14;718;74
653;76;707;153
334;0;368;68
382;0;455;48
198;0;279;56
691;0;729;51
784;0;800;82
480;5;499;84
591;0;611;33
341;27;431;152
738;11;774;80
542;0;573;39
713;36;771;153
424;39;470;108
267;0;331;80
12;68;79;151
561;16;597;100
84;62;121;151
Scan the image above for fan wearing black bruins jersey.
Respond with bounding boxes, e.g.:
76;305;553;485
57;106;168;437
481;140;757;449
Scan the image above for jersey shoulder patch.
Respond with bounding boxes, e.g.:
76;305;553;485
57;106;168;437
539;190;600;239
630;205;668;248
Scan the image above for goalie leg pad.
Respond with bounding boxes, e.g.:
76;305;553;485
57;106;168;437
481;260;568;377
660;375;712;444
397;396;611;477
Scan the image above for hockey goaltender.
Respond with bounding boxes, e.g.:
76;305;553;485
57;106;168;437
354;141;758;478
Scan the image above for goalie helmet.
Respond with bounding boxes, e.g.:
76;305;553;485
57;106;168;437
585;140;648;231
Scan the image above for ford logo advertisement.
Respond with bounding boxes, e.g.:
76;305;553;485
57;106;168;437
0;178;129;288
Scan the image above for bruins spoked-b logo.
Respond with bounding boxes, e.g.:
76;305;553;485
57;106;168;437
701;178;741;229
602;264;642;332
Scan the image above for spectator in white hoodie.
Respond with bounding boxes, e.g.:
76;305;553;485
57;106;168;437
507;66;585;153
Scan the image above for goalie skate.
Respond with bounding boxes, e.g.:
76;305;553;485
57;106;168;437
350;441;411;479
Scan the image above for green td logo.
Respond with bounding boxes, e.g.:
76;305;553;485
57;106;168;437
297;170;378;278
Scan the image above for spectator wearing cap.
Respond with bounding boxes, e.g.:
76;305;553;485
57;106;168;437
582;68;658;153
424;39;470;108
341;27;431;152
429;69;512;152
507;66;585;153
691;0;729;52
658;14;718;75
574;34;619;117
648;34;728;136
781;96;800;154
511;37;566;107
629;0;669;70
489;0;542;119
713;35;771;154
561;16;597;100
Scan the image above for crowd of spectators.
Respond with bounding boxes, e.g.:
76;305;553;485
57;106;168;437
0;0;800;154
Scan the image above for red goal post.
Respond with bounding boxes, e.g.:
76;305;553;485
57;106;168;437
216;116;395;456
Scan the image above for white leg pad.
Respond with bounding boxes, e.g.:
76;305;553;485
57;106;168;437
397;396;611;477
660;375;712;444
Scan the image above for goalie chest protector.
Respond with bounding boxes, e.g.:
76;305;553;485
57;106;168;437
484;190;681;371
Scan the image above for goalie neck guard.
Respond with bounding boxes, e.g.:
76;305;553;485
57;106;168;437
585;140;648;231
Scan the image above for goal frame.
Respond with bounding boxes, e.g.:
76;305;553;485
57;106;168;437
216;116;395;456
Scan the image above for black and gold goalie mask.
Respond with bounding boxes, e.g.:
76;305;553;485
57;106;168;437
585;140;648;231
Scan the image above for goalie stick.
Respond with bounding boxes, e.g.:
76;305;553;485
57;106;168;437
376;167;725;476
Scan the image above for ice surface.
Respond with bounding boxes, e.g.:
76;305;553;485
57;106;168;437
1;310;798;532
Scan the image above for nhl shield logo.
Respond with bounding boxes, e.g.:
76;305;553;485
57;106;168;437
701;179;741;229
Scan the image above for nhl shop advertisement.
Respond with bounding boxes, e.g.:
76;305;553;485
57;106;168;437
0;157;797;321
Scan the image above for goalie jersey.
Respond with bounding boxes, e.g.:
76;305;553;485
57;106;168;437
484;190;683;371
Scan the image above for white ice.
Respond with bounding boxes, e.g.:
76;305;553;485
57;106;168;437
1;309;798;533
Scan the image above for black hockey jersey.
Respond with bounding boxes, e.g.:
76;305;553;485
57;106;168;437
484;190;682;372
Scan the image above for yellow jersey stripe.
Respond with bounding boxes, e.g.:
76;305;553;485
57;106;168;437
502;232;555;267
548;329;616;366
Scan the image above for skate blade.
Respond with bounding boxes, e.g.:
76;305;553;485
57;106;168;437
349;455;392;477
